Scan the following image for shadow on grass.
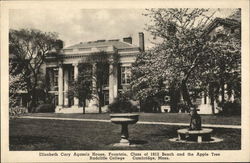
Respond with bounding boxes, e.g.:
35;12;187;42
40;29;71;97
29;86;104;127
10;135;51;145
9;135;54;150
130;140;148;145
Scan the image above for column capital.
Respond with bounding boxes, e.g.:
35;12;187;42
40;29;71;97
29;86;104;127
58;63;63;67
72;63;78;67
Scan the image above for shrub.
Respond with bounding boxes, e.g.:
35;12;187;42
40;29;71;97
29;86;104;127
218;100;241;115
108;95;138;113
177;102;189;113
9;107;27;119
32;104;55;113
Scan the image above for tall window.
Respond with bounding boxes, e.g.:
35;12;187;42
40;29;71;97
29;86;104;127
71;67;74;81
104;91;109;105
53;68;58;89
121;66;131;85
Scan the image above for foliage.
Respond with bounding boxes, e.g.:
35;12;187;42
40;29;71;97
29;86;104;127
201;19;241;112
9;28;59;112
9;63;28;118
68;63;92;113
177;102;189;113
108;94;138;113
218;100;241;116
9;107;27;119
228;8;241;22
9;65;26;108
140;94;164;113
31;104;55;113
131;51;167;101
132;8;241;113
132;9;216;108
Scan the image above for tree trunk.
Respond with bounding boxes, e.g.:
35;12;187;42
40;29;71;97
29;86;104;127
28;74;39;113
181;80;193;108
27;91;32;113
220;79;225;112
210;89;215;115
209;83;215;114
82;100;85;114
98;91;102;114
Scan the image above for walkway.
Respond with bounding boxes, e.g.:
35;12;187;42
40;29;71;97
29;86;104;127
20;116;241;129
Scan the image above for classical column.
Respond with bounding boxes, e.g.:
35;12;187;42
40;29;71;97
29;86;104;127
73;63;79;107
109;63;118;104
64;67;69;107
58;65;63;107
89;63;98;110
201;91;205;104
230;90;235;102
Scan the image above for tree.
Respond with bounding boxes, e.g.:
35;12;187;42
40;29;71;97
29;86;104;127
68;63;92;114
9;63;26;108
132;8;241;116
9;63;28;118
9;29;59;112
228;8;241;22
132;9;216;110
131;51;167;112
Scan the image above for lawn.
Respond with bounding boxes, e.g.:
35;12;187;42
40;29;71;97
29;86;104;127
9;118;241;150
23;112;241;125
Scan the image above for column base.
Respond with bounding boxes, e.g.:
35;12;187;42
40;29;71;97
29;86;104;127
71;105;80;109
55;106;83;113
55;106;63;112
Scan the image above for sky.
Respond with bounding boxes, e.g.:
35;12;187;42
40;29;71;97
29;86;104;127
9;9;235;49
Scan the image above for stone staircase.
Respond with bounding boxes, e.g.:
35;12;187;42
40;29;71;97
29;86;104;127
55;105;109;113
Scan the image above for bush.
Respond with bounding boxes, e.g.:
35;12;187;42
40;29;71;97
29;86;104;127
108;95;138;113
177;102;189;113
218;100;241;115
32;104;55;113
9;107;27;119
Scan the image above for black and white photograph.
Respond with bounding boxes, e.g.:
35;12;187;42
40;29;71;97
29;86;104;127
1;0;249;162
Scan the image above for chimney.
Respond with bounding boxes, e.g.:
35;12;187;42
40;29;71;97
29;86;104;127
123;37;132;44
55;39;64;52
139;32;145;52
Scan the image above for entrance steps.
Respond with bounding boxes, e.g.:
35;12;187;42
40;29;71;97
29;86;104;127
55;105;109;113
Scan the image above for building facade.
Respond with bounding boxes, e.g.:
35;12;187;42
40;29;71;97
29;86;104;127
45;33;144;113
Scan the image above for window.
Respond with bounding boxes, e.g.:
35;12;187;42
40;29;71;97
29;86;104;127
78;48;91;51
121;66;131;85
71;67;74;81
63;49;73;52
53;68;58;88
104;91;109;105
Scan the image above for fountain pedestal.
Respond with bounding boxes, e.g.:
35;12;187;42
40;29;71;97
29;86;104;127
110;113;139;146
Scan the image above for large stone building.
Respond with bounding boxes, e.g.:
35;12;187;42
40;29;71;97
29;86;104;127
45;32;144;113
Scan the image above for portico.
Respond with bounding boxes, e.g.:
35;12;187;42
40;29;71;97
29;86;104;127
45;33;144;113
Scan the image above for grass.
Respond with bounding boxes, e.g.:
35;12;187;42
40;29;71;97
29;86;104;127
10;118;241;150
23;112;241;125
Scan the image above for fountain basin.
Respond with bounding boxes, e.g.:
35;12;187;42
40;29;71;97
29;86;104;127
110;113;139;124
110;113;139;146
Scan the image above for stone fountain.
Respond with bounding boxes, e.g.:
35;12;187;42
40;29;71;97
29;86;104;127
110;113;139;146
